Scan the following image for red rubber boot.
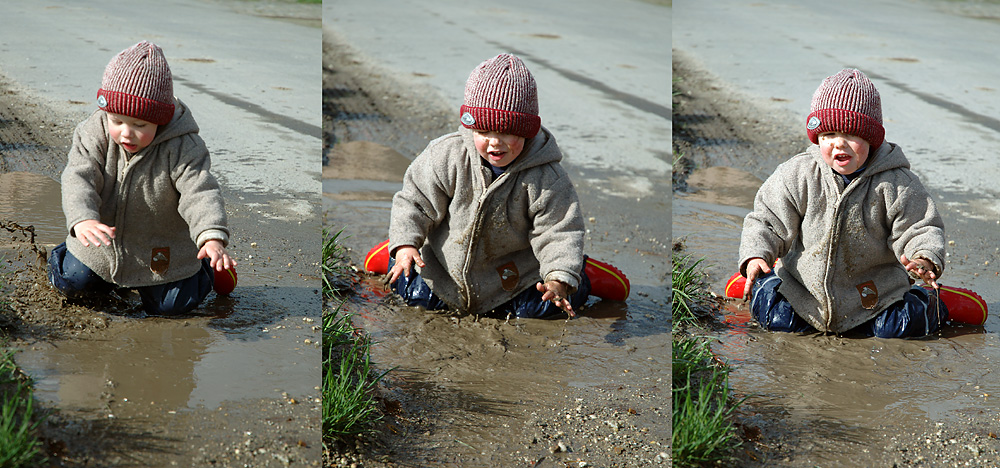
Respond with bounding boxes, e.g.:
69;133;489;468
364;240;391;275
585;257;630;301
725;272;746;299
924;285;988;325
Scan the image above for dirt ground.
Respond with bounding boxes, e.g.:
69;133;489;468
322;31;668;468
673;50;1000;467
0;1;324;466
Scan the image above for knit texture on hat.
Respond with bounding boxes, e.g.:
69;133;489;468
459;53;541;139
97;41;175;126
806;68;884;150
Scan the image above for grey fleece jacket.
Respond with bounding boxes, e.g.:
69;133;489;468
61;98;229;287
389;126;585;314
739;142;945;333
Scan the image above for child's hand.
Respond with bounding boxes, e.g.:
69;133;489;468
536;280;576;318
388;246;424;286
901;254;938;290
74;219;116;247
198;239;237;271
743;257;772;301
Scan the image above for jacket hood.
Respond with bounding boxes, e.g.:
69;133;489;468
459;125;562;174
147;98;199;148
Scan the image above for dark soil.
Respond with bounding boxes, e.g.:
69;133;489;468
672;49;1000;468
323;30;667;468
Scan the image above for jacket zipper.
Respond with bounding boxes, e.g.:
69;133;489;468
460;168;507;310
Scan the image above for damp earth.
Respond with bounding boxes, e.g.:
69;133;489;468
0;1;323;466
321;21;669;468
673;51;1000;467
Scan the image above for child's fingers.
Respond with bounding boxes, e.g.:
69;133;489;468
743;269;757;301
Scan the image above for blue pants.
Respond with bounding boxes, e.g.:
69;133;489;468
389;257;592;319
749;272;948;338
48;242;214;316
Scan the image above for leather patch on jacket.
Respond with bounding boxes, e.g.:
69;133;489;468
496;261;519;291
856;280;878;310
151;247;170;274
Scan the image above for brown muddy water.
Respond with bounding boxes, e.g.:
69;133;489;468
325;141;668;466
0;170;322;465
675;166;1000;466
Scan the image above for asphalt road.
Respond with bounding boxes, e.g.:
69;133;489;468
323;0;671;187
674;0;1000;219
0;0;321;202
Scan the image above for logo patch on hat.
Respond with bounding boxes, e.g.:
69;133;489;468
461;112;476;126
97;95;107;108
807;116;821;130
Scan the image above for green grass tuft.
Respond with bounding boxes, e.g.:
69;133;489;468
671;253;713;324
322;304;388;441
322;228;351;299
0;347;47;468
672;335;744;467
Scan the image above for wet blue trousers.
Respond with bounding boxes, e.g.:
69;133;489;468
388;257;592;319
749;272;948;338
48;242;214;316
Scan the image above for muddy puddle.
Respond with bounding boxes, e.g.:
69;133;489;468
328;170;668;465
1;170;321;464
675;165;1000;466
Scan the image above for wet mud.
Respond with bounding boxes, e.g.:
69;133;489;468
673;52;1000;466
0;14;322;468
323;32;668;467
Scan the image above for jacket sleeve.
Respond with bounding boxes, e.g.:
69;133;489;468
61;119;108;235
388;144;456;256
738;169;802;276
528;166;584;291
888;171;946;275
171;134;230;246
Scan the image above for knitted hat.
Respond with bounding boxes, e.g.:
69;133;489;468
806;68;884;150
97;41;175;126
459;53;541;139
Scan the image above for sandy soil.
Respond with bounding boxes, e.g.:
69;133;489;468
673;50;1000;467
323;31;668;468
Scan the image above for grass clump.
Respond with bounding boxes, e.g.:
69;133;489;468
320;228;389;448
671;252;713;324
0;347;47;468
322;305;387;441
672;335;743;467
322;228;351;300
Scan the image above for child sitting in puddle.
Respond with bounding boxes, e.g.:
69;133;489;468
739;68;949;338
48;41;236;315
365;53;628;319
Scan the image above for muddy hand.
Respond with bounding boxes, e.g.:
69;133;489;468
537;280;576;318
900;254;938;290
388;246;424;287
74;219;116;247
742;258;771;301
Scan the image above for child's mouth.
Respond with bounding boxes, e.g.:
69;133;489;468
488;151;505;160
122;142;137;152
834;154;852;165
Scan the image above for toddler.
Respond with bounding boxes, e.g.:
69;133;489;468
368;53;628;318
49;41;235;315
739;68;947;337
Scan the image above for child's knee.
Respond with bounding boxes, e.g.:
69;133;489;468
868;287;945;338
47;242;108;295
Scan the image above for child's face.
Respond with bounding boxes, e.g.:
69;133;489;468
107;113;158;154
473;130;525;168
818;132;870;175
